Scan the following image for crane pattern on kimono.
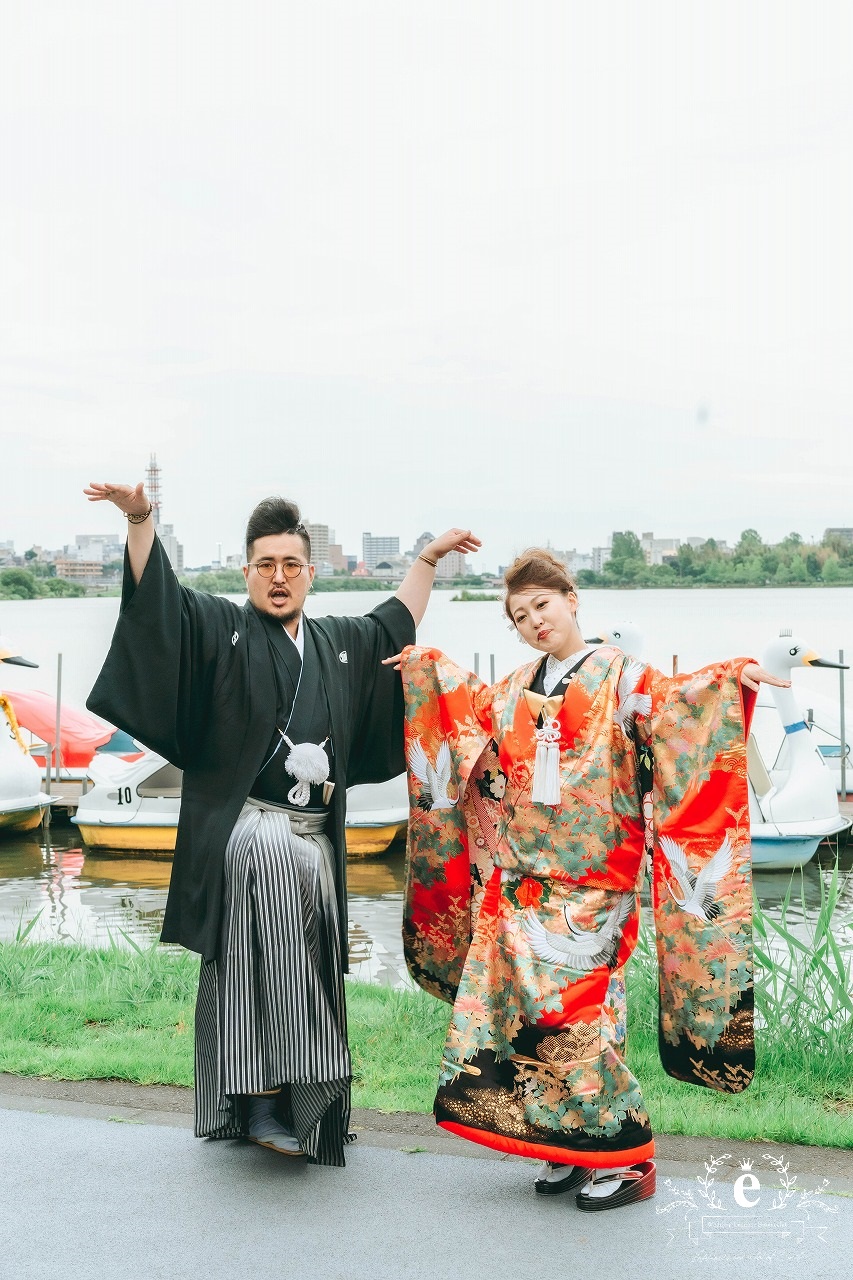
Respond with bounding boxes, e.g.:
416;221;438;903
522;890;636;972
614;659;652;738
409;737;458;811
659;833;733;921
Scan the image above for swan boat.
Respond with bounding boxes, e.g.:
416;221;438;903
0;640;52;833
746;633;850;869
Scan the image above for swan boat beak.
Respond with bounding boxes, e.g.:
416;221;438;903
803;651;849;670
0;643;38;668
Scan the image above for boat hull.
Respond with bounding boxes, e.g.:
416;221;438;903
75;823;178;856
74;818;406;859
0;804;49;833
750;835;821;872
345;821;407;857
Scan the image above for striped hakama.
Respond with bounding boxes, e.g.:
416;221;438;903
194;800;353;1166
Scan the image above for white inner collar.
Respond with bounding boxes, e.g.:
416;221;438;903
542;646;592;696
284;615;304;659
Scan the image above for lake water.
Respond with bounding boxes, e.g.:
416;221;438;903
2;584;852;705
1;587;852;982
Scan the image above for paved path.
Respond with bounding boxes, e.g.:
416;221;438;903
2;1084;851;1280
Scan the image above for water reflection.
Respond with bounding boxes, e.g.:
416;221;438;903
0;825;415;985
1;826;850;987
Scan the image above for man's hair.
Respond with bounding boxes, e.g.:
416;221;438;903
245;497;311;561
503;548;577;622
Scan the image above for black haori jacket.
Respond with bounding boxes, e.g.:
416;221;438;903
87;538;414;965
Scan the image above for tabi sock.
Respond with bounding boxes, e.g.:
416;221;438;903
582;1166;631;1198
538;1162;580;1185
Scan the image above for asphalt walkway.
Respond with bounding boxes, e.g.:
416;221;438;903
1;1077;851;1280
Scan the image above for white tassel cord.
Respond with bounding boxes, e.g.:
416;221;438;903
532;718;562;806
283;737;330;808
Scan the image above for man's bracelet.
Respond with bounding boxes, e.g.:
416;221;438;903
418;553;438;568
126;505;153;524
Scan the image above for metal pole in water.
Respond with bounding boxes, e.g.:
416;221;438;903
54;653;62;783
490;653;495;684
43;740;52;827
840;649;847;803
474;652;480;676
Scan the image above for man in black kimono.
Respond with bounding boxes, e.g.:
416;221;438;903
85;479;479;1166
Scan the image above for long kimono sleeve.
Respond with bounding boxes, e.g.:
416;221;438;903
633;657;758;1093
87;537;230;769
329;595;416;785
400;647;494;1002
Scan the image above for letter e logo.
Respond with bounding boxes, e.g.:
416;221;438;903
734;1173;761;1208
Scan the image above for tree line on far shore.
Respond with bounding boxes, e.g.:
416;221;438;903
0;569;87;600
576;529;853;588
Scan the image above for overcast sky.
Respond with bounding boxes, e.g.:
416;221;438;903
1;1;851;568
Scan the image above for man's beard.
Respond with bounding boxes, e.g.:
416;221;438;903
257;601;301;628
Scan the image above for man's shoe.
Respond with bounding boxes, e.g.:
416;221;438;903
533;1162;590;1196
575;1160;656;1212
246;1096;304;1157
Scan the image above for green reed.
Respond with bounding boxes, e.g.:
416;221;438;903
751;861;853;1050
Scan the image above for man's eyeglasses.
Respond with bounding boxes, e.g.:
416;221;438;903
248;559;310;579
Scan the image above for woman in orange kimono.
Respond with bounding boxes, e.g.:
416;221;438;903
393;549;787;1211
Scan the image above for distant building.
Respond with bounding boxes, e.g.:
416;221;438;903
436;550;467;579
159;524;184;572
591;545;612;573
553;548;593;576
327;543;348;573
371;555;409;582
305;522;333;568
824;527;853;546
569;552;593;575
363;532;400;571
640;532;680;566
407;532;435;560
73;533;124;563
54;558;104;586
0;540;15;566
684;536;731;555
225;553;243;570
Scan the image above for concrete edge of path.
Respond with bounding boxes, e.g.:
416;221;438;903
1;1072;850;1192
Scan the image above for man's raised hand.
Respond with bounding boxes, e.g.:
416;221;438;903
84;482;149;518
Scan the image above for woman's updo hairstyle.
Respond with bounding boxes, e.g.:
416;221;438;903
503;548;577;624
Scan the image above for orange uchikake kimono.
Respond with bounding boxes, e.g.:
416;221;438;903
401;644;757;1168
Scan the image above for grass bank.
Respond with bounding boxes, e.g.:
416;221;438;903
1;919;850;1148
